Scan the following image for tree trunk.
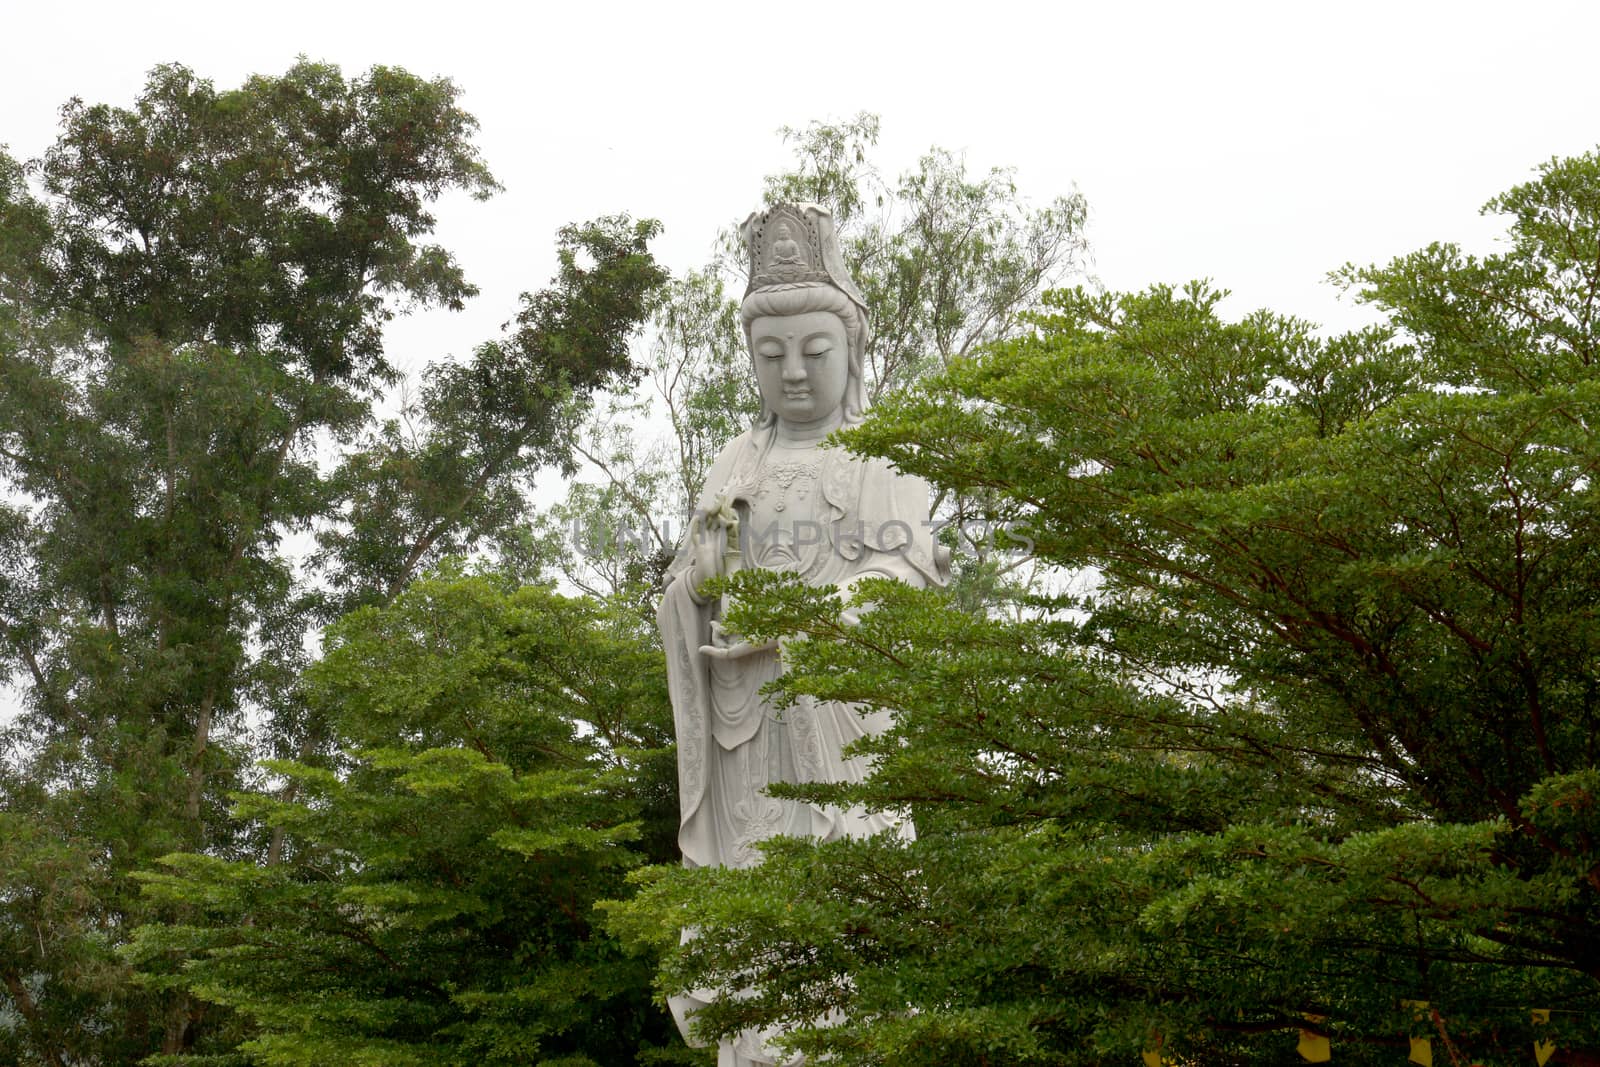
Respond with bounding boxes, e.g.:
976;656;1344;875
3;969;68;1067
184;685;217;826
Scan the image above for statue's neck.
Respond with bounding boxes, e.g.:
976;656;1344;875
773;410;844;447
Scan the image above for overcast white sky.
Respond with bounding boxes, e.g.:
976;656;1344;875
2;0;1598;723
6;0;1598;370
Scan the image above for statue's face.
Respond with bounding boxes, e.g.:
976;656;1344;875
750;311;850;429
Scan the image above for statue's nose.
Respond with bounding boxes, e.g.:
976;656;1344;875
781;350;807;381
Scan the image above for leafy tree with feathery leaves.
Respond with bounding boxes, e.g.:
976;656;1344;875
608;149;1600;1066
0;60;668;1064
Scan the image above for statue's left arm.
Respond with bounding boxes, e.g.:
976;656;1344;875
849;462;949;592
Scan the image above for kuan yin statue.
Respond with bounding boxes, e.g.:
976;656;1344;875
656;204;949;1065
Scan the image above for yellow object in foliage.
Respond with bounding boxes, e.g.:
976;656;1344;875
1532;1008;1554;1065
1141;1033;1173;1067
1296;1029;1331;1062
1401;1001;1433;1065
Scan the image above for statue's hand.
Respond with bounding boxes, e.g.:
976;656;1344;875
685;510;723;597
708;492;741;538
699;620;778;661
838;571;896;627
699;638;779;661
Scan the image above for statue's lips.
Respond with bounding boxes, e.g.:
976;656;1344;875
782;390;811;399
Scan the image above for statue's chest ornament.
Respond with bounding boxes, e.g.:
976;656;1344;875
756;460;818;513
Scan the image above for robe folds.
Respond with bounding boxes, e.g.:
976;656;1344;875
657;426;947;1065
660;427;946;869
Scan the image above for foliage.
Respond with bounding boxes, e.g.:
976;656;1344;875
535;267;755;607
551;114;1087;602
609;151;1600;1064
13;55;1599;1067
769;115;1089;400
315;211;666;615
0;62;666;1064
125;571;694;1066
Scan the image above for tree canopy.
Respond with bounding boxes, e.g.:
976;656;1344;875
7;56;1600;1067
126;571;692;1066
608;150;1600;1066
0;60;670;1065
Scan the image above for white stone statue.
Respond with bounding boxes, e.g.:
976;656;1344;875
657;204;948;1065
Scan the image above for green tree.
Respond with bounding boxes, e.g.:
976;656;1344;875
0;62;666;1064
763;114;1088;400
609;150;1600;1065
538;265;757;607
126;571;694;1066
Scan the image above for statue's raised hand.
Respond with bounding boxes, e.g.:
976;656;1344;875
685;509;724;602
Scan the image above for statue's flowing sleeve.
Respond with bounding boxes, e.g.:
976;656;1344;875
656;436;748;869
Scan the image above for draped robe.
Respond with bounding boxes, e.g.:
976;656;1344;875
657;425;946;1064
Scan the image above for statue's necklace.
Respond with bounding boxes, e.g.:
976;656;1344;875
759;445;819;515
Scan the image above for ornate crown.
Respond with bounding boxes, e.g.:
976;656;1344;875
739;203;868;311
